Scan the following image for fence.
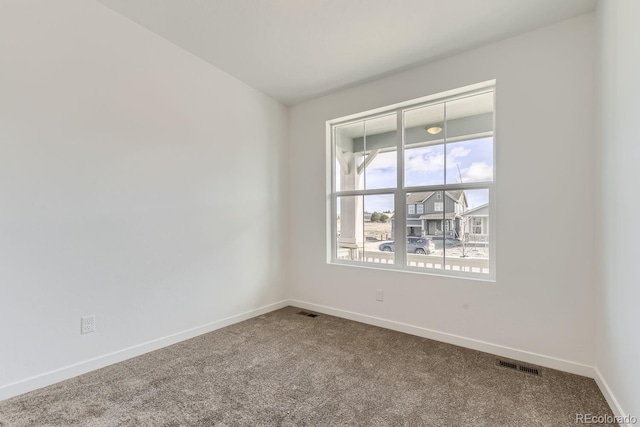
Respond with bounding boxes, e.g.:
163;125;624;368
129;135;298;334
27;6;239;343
338;249;489;274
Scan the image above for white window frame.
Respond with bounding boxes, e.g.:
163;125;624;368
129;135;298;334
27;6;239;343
408;204;415;214
434;202;444;212
416;204;424;214
327;80;496;281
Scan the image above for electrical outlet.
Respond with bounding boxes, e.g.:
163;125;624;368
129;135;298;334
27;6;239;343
81;315;95;334
376;289;383;301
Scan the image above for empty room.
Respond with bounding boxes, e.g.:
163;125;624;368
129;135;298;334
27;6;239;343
0;0;638;425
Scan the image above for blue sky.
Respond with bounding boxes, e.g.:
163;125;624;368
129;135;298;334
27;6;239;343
359;137;493;212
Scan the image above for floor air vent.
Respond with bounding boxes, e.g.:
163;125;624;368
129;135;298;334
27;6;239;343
518;365;540;376
497;359;541;376
297;311;318;318
498;360;518;370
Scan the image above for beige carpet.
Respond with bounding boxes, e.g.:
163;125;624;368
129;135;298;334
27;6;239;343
0;306;615;426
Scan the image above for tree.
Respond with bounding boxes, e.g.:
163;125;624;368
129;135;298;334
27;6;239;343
370;212;381;222
459;215;470;257
379;214;389;223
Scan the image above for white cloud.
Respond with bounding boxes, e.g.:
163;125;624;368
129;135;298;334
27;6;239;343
405;147;444;173
460;162;493;182
447;146;471;160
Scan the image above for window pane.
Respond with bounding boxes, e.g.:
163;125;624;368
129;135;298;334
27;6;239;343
335;115;397;192
337;194;395;264
406;191;444;271
335;122;365;192
443;189;490;274
364;195;394;264
445;138;494;184
444;92;494;184
452;189;491;273
363;115;397;190
404;103;445;187
336;195;363;261
405;189;491;274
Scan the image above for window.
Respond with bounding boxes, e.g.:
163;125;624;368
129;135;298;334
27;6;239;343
472;217;484;234
329;81;495;279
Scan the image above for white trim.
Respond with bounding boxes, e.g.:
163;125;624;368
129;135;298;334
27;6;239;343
327;80;496;125
593;367;634;426
2;298;629;424
0;300;289;402
328;83;496;281
289;299;594;377
291;299;632;420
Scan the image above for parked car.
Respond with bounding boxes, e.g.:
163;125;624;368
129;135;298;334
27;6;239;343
379;237;435;254
431;229;458;240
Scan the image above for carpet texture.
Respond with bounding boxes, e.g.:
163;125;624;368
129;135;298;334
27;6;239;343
0;306;615;426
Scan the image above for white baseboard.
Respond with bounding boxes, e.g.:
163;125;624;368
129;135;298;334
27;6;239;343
289;299;595;378
290;300;640;423
0;300;289;402
3;298;630;427
593;368;634;427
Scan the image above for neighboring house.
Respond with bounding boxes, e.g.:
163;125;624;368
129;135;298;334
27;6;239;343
462;203;489;243
394;191;468;238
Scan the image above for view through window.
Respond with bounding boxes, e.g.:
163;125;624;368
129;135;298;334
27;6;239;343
330;83;495;279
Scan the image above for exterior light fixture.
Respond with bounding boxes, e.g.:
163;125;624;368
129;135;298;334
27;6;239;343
426;126;443;135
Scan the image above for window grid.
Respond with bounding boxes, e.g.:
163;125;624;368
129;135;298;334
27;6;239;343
329;83;495;280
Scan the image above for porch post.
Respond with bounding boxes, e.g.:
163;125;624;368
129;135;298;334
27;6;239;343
337;151;364;250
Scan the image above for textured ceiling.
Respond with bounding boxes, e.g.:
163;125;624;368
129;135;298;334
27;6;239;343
97;0;597;105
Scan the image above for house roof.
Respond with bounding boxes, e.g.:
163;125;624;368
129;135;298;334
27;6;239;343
406;192;434;204
464;203;489;216
406;190;466;205
420;213;459;220
447;190;465;201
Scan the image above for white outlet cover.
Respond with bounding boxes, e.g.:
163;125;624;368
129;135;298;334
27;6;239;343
81;315;96;334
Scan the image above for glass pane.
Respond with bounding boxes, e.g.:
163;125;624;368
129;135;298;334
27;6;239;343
404;189;490;273
336;195;363;261
444;92;494;184
443;189;490;274
337;194;395;264
363;115;397;190
404;103;445;187
364;195;394;264
406;191;444;271
445;138;494;184
334;122;365;192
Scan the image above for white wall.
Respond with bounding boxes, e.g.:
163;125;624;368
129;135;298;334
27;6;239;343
0;0;288;398
596;0;640;419
289;15;596;370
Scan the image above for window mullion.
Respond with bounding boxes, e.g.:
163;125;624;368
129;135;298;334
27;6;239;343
330;126;336;262
395;110;406;267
